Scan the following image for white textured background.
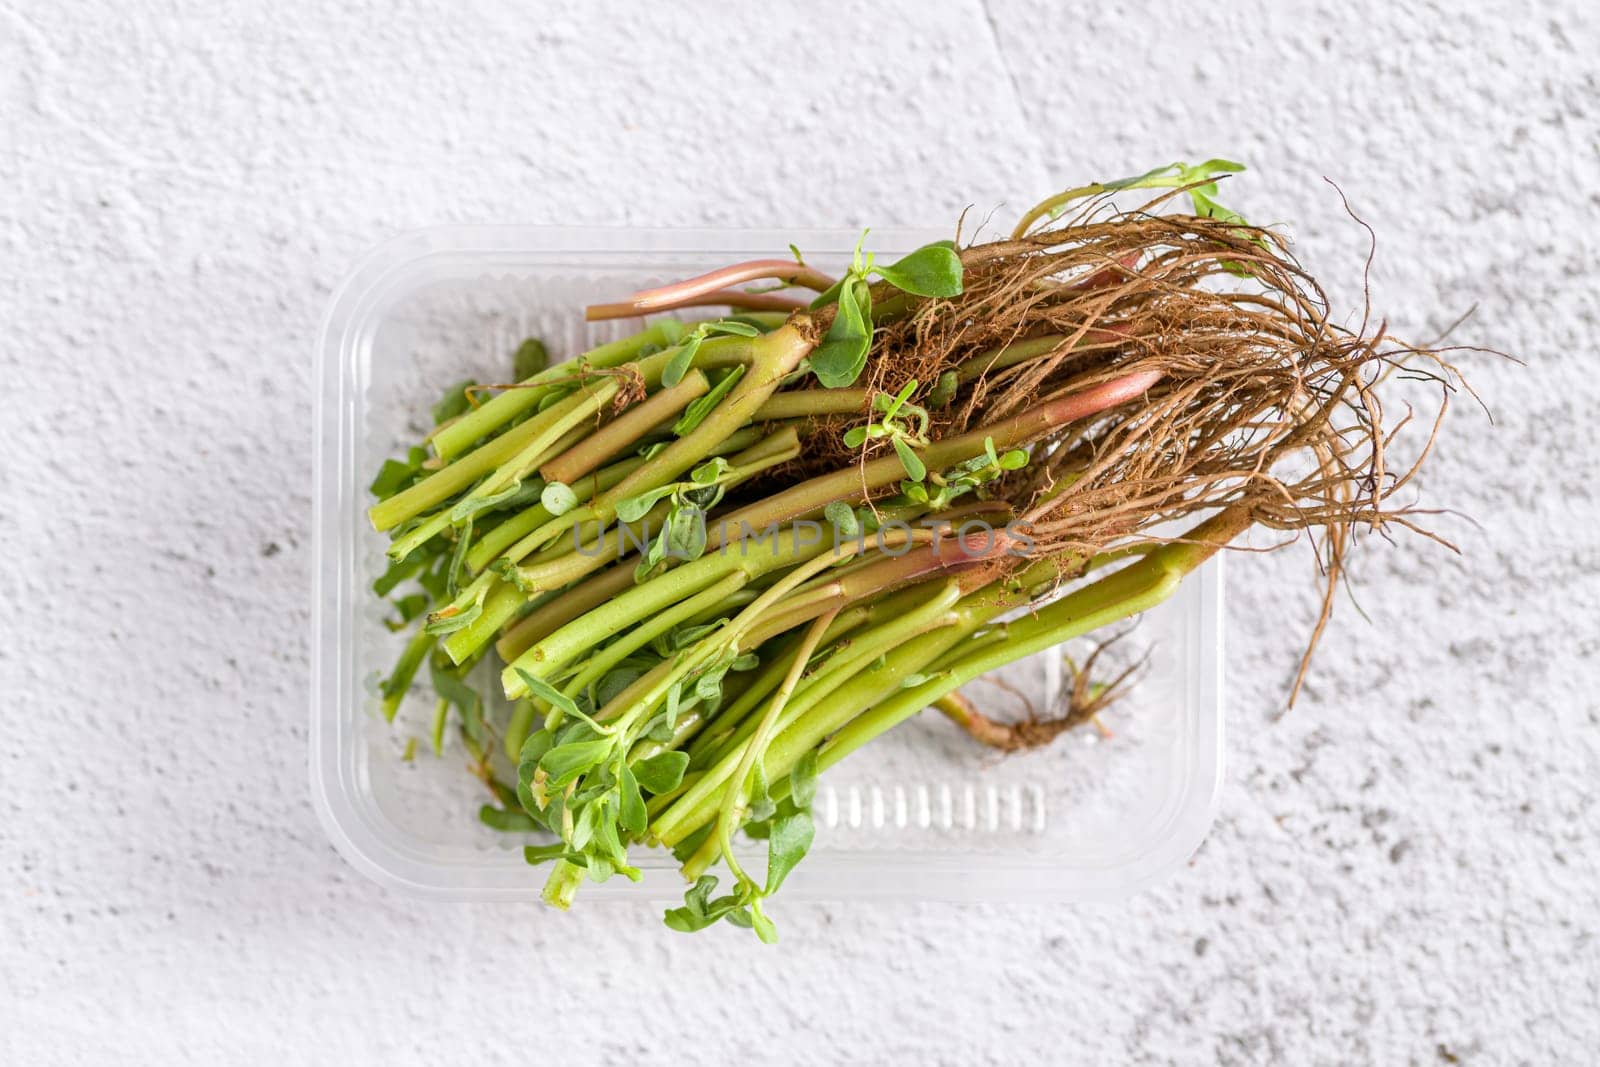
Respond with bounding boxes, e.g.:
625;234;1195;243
4;1;1597;1063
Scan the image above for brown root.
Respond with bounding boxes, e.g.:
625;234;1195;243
751;203;1470;701
936;631;1144;752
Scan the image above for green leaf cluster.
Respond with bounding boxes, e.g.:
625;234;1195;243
842;378;931;481
662;753;820;942
807;238;964;388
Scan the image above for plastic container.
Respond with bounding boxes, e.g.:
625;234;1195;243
311;226;1224;902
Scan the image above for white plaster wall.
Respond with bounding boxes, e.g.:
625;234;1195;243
3;1;1595;1062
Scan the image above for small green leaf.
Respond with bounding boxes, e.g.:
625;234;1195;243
518;727;554;766
539;739;613;787
810;279;872;388
384;594;429;631
596;667;645;710
541;482;578;516
616;484;679;523
690;457;731;485
432;379;478;425
522;842;568;866
704;319;760;338
369;448;428;501
618;762;647;835
663;875;722;932
516;730;553;814
685;874;717;917
633;750;690;794
927;370;959;410
749;905;779;944
1192;157;1247;175
452;479;531;524
664;679;683;729
372;551;426;596
789;752;819;808
675;364;746;436
593;803;629;863
1102;162;1177;192
586;853;617;883
661;334;702;388
746;759;776;825
569;799;601;851
512;339;549;380
999;448;1028;470
429;659;485;747
892;436;926;481
875;243;963;298
842;425;868;449
765;807;814;896
514;668;610;734
883;378;917;419
694;667;726;703
823;501;859;539
479;805;540;833
445;518;474;597
664;507;707;561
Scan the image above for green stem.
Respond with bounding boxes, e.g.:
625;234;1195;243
653;543;1103;842
464;456;644;574
489;423;772;580
494;563;637;663
431;320;683;462
381;387;611;561
1010;183;1105;239
753;389;869;421
429;697;449;755
470;379;621;502
816;509;1249;769
503;699;536;760
595;324;814;513
710;375;1157;543
380;627;435;722
711;608;838;886
440;502;672;665
685;632;806;767
540;370;710;486
955;334;1065;384
652;580;963;847
382;329;761;538
554;573;750;711
540;858;587;911
501;520;836;700
371;411;587;535
471;327;812;584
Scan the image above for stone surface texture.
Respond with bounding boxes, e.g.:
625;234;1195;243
3;1;1596;1063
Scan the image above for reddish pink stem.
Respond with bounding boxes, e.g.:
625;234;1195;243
1054;368;1164;417
585;288;807;322
1070;251;1143;291
585;259;836;321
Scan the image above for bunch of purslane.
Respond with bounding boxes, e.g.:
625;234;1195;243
367;163;1459;940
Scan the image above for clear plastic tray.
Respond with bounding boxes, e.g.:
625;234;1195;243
310;226;1224;902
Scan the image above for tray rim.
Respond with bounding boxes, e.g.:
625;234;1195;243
309;224;1226;903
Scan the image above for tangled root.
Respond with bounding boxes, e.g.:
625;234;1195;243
761;197;1473;700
